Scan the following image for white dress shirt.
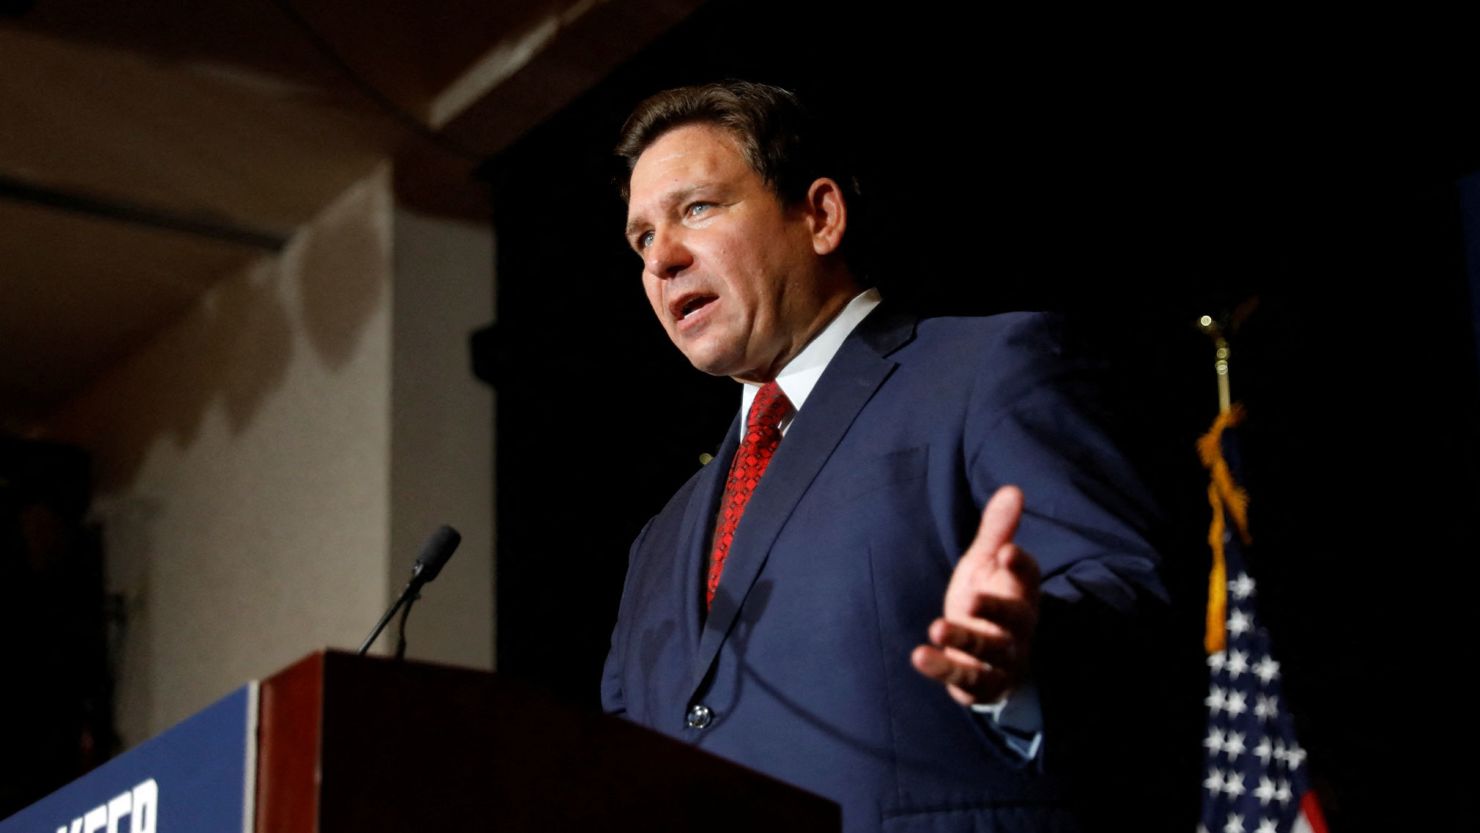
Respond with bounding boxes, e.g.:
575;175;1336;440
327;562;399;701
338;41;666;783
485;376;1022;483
738;288;882;438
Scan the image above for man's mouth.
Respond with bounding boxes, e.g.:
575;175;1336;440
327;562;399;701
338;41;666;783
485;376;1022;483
672;293;718;322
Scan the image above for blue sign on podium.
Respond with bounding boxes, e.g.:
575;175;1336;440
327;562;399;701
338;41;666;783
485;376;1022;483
0;684;257;833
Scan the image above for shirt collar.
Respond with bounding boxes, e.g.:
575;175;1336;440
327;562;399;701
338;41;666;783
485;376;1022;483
739;288;882;434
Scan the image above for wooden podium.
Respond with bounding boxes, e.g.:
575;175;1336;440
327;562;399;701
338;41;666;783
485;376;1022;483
2;651;838;832
259;651;838;831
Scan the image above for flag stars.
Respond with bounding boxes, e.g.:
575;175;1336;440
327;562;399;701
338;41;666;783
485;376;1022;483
1275;779;1292;806
1223;731;1246;761
1254;776;1277;806
1223;772;1246;800
1206;686;1227;715
1205;728;1226;754
1206;728;1247;761
1226;650;1249;679
1225;690;1248;718
1281;743;1306;770
1271;739;1309;770
1231;572;1256;600
1199;571;1312;833
1227;609;1252;637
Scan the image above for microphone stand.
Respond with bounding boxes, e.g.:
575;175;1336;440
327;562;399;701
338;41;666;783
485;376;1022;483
357;525;461;657
358;577;423;657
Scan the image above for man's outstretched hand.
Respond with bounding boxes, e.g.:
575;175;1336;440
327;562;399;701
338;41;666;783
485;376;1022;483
911;485;1041;706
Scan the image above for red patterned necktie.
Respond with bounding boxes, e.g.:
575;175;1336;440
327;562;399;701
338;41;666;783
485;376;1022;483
706;380;794;609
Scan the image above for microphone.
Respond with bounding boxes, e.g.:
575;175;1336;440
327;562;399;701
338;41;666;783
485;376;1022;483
412;524;461;583
358;525;462;657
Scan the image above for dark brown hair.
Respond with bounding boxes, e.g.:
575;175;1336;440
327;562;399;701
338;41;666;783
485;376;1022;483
615;80;867;272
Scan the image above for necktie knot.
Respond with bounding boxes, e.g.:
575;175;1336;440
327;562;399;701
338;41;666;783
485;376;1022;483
748;380;794;435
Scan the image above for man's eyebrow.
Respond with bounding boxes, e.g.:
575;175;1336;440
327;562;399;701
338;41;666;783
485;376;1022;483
624;185;705;239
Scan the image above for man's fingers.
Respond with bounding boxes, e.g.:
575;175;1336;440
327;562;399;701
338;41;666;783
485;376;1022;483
965;596;1036;641
927;618;1025;670
945;542;1042;625
920;486;1040;706
910;644;1012;705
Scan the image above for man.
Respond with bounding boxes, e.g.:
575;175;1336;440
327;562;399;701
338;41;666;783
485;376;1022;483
602;81;1182;832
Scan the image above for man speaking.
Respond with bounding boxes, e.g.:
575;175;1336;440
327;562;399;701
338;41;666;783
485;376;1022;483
601;81;1181;833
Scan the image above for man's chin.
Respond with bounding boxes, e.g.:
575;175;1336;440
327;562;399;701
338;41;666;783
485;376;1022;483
687;357;740;378
676;345;743;379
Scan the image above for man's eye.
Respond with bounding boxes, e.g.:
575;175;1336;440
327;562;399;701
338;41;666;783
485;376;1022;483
686;202;712;218
636;231;654;251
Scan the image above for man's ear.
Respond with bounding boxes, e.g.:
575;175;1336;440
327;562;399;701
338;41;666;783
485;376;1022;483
804;177;848;256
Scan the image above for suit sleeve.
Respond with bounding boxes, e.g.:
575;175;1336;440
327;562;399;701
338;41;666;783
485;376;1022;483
961;313;1195;818
963;312;1168;614
601;516;657;718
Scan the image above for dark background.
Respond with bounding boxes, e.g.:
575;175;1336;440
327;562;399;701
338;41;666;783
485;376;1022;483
0;437;113;817
7;5;1475;827
481;5;1480;832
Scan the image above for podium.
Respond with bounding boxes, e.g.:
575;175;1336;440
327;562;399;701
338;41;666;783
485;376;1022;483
2;651;839;832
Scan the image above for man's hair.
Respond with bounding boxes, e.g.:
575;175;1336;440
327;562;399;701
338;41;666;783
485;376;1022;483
615;80;868;272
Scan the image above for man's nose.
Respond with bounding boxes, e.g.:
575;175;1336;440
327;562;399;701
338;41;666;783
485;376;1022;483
645;229;693;278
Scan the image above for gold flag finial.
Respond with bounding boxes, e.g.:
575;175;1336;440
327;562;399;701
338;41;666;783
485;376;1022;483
1197;315;1232;415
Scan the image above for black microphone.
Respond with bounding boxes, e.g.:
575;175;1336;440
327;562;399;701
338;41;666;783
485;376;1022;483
412;524;461;583
358;524;462;657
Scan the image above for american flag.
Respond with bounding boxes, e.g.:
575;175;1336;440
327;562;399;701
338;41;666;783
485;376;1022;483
1197;407;1326;833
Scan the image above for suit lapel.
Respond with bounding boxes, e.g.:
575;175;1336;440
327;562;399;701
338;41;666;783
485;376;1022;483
673;413;741;655
688;305;918;700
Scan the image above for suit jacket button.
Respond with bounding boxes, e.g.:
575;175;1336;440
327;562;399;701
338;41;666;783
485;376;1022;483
685;703;714;729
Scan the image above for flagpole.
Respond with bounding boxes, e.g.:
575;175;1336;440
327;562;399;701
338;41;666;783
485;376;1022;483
1198;314;1232;415
1193;307;1329;833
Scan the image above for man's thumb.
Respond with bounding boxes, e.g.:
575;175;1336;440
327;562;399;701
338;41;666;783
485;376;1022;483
973;485;1024;559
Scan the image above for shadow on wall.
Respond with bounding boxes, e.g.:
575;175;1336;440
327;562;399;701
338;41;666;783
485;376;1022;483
44;168;390;492
295;181;388;373
89;493;160;746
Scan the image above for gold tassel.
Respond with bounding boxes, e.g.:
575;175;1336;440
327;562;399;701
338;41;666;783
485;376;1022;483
1197;404;1251;654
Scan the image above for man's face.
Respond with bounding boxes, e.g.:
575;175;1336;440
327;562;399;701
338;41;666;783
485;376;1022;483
625;123;838;383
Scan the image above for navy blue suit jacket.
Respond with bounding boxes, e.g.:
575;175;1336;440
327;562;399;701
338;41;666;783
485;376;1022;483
602;308;1178;833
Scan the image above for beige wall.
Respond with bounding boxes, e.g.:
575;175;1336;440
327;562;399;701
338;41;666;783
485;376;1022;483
389;206;495;672
42;166;495;745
